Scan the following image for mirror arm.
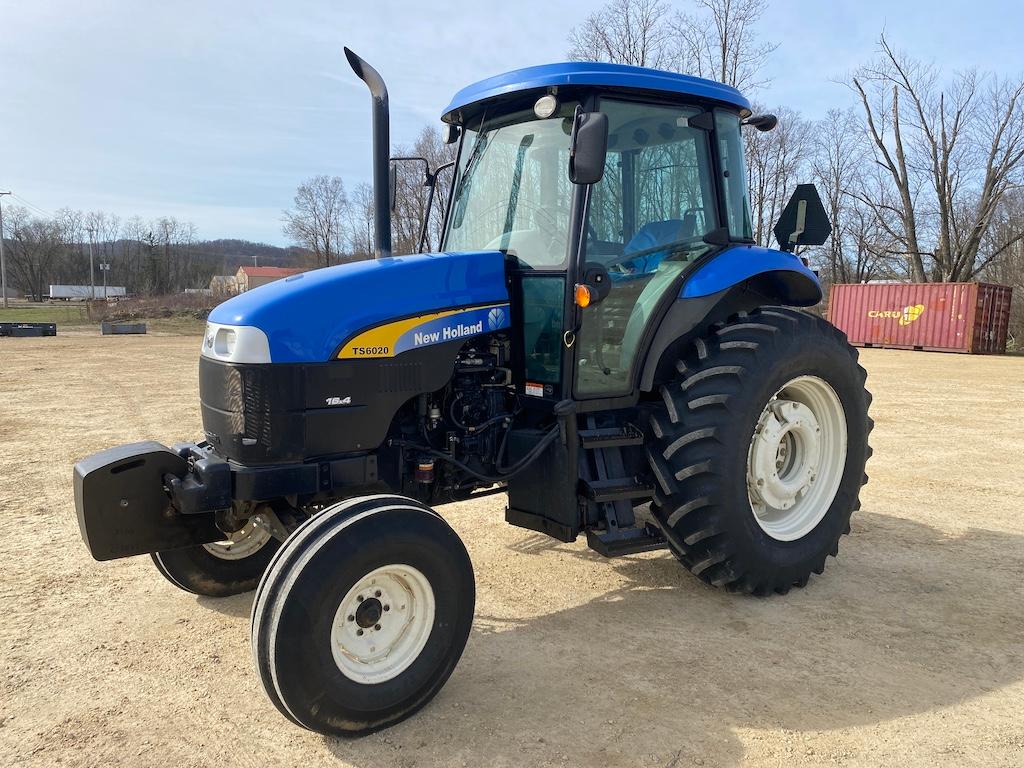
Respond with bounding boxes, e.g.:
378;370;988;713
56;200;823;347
390;155;431;183
412;160;456;254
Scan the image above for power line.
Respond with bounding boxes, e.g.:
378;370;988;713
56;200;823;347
10;193;50;218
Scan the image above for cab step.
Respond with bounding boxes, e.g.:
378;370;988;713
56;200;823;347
586;524;667;557
577;423;645;449
579;477;655;503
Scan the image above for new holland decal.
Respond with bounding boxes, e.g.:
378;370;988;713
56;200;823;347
338;303;511;359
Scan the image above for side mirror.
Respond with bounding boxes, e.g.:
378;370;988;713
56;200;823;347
568;110;608;185
773;184;832;252
742;113;778;132
575;262;612;307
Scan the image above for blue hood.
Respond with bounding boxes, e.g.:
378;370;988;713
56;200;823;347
209;251;509;363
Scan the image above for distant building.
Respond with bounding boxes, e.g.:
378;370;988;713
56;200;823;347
235;265;305;292
209;275;239;296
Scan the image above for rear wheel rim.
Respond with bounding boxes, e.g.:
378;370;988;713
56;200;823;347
330;564;435;684
202;520;271;560
746;375;847;541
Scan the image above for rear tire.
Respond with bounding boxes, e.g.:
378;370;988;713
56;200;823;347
645;307;872;595
251;495;475;736
151;520;278;597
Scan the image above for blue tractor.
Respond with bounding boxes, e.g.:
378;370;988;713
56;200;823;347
74;50;871;736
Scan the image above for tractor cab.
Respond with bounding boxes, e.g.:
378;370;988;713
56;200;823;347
436;63;789;407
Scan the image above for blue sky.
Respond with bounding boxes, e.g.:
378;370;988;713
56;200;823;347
1;0;1021;245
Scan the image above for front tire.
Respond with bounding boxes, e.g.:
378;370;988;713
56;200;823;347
151;519;278;597
646;307;872;595
251;495;475;736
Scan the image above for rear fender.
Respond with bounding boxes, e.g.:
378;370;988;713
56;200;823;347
637;259;822;392
681;245;821;306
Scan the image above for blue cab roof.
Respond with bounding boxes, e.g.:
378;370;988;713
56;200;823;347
441;61;750;123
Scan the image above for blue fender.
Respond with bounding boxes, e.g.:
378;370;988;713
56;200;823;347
681;245;822;306
635;245;821;390
208;251;510;363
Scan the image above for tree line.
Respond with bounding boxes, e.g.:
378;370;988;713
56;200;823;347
0;206;305;300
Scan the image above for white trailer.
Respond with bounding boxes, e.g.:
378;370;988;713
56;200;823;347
49;285;127;301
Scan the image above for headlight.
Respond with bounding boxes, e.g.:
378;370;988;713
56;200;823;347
201;322;271;363
534;94;559;119
216;328;236;355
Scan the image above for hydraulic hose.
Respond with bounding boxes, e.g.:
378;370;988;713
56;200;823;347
390;425;559;485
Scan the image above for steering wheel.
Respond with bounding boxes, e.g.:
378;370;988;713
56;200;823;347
608;233;708;272
477;199;567;260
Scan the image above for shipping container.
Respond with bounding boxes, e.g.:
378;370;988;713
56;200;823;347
827;282;1013;354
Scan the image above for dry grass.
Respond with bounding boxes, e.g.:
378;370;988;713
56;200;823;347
1;337;1022;767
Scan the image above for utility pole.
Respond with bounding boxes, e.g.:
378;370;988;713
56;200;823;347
100;262;110;300
0;191;11;309
86;226;96;300
253;254;258;267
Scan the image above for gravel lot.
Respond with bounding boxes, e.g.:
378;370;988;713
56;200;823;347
1;332;1022;768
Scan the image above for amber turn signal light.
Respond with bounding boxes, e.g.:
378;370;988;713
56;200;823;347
574;283;593;308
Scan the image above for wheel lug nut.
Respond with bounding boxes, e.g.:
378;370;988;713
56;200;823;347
357;595;364;602
357;629;364;636
383;605;390;612
374;590;381;597
347;614;355;622
374;624;381;631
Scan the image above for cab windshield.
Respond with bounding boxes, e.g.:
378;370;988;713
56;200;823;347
444;104;579;268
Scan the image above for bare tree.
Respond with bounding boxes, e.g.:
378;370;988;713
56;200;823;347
568;0;674;67
282;175;350;268
851;35;1024;282
390;126;458;255
569;0;776;93
805;107;893;284
671;0;778;91
980;190;1024;346
745;105;812;246
348;183;375;261
5;206;68;300
121;215;147;294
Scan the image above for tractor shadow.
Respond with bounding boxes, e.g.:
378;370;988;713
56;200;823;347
322;509;1024;767
195;592;255;619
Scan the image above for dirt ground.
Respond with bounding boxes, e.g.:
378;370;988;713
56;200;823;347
1;332;1022;768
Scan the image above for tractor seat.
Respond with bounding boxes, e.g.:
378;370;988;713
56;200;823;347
613;214;697;279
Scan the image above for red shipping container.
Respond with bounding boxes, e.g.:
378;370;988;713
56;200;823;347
827;282;1013;354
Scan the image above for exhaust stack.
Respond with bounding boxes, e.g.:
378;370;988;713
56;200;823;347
344;47;392;259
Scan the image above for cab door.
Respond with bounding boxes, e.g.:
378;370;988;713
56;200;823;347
573;98;721;399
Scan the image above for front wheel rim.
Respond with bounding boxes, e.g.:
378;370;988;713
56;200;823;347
746;375;848;541
330;564;436;684
202;520;271;560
